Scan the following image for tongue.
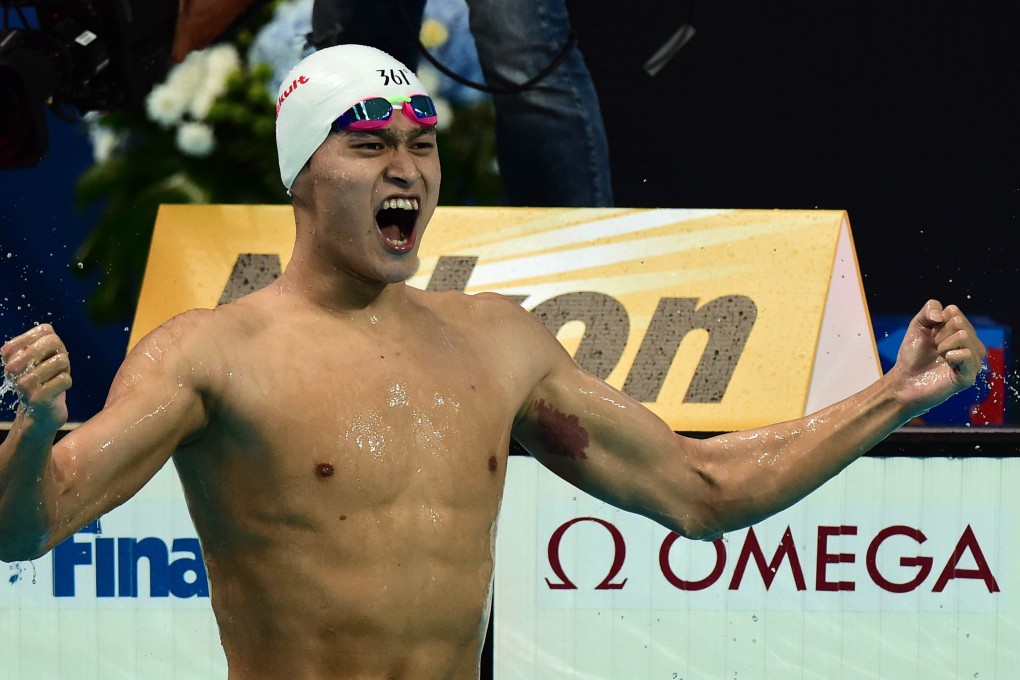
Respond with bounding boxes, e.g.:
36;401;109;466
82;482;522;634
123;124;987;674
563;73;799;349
379;224;402;242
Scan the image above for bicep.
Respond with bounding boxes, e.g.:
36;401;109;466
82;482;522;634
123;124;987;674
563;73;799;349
42;324;209;547
513;356;711;529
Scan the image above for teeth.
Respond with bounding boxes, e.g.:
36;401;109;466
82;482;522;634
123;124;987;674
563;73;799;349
382;198;418;211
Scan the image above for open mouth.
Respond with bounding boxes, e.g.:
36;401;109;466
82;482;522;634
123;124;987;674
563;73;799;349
376;197;419;251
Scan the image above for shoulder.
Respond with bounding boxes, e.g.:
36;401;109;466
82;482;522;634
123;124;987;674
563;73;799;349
128;308;212;358
132;304;248;350
125;298;274;376
466;291;530;321
422;290;574;387
428;291;560;344
179;290;283;339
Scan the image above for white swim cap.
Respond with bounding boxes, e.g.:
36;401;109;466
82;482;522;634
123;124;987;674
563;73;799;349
275;44;430;191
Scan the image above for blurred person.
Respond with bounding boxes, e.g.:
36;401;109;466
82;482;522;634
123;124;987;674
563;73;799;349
174;0;614;207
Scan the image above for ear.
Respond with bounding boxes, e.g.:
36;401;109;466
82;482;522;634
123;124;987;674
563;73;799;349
288;162;314;205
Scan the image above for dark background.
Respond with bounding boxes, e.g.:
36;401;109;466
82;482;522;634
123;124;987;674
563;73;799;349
1;0;1018;422
579;0;1017;335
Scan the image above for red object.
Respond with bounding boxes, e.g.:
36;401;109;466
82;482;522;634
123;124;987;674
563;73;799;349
970;347;1006;426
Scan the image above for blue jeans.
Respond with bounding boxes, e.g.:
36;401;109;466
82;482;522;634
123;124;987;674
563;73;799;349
310;0;614;207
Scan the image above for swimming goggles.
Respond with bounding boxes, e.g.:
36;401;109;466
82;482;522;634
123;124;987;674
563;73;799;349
332;95;439;132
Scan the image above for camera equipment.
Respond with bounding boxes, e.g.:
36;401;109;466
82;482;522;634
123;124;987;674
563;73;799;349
0;1;177;168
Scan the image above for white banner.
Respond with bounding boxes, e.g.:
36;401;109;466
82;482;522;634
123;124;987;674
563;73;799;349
495;456;1018;680
0;464;226;680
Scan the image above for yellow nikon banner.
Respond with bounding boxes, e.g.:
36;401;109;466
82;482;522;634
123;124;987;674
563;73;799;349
132;205;880;431
1;206;885;679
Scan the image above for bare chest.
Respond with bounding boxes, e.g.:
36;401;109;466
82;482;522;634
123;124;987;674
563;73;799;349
183;326;519;524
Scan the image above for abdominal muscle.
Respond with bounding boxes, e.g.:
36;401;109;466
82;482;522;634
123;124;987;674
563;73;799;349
208;514;496;680
172;393;509;680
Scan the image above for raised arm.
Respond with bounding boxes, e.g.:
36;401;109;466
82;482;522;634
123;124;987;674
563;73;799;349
0;314;211;561
513;300;985;540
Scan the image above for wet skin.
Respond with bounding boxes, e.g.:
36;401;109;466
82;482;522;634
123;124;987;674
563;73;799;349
0;115;986;679
169;287;525;679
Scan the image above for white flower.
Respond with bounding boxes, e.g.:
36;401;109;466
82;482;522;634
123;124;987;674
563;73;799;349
90;127;120;163
205;44;242;80
176;122;216;157
146;50;206;127
188;89;218;122
165;50;208;100
189;44;241;120
146;43;242;126
146;83;189;128
83;111;120;163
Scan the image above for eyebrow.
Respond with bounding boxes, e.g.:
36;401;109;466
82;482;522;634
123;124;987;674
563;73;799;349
343;126;437;146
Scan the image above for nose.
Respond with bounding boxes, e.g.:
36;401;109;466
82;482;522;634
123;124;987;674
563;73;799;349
383;147;419;187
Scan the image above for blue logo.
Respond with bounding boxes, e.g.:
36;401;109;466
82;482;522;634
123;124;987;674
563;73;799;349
52;520;209;598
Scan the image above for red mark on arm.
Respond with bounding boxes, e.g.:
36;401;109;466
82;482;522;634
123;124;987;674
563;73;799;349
534;399;589;460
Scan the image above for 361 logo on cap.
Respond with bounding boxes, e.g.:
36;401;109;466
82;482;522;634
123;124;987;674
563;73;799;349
377;68;412;86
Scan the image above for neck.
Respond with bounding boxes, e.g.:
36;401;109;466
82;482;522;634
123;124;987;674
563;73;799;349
274;261;410;315
283;200;421;314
